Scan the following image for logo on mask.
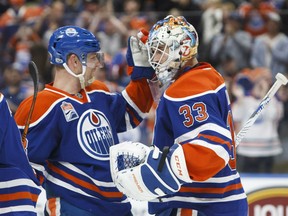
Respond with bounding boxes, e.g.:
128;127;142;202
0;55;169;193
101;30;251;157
77;109;114;160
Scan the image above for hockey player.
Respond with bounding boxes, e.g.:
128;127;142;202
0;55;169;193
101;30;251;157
110;15;248;216
14;26;154;215
0;93;41;215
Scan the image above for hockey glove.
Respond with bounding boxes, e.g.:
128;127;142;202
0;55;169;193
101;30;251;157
110;142;192;201
126;29;155;80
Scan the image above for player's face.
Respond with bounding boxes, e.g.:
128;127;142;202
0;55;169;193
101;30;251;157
150;43;169;66
85;52;105;86
86;52;104;69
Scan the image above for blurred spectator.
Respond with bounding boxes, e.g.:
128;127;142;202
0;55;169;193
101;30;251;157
119;0;151;33
238;0;276;37
0;0;44;27
109;47;131;87
8;24;41;73
198;0;235;61
232;67;284;173
210;11;252;75
0;0;44;53
75;0;102;30
95;14;128;62
95;64;124;93
33;1;66;40
75;0;129;62
31;1;67;84
153;0;202;26
200;0;225;46
0;65;29;114
250;11;288;78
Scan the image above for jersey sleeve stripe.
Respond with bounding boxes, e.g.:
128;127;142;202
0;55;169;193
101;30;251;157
0;191;38;202
175;123;232;144
0;179;39;189
124;112;133;130
149;193;247;203
0;205;37;214
59;162;115;187
197;133;232;151
179;182;243;194
45;174;98;199
186;139;230;163
122;89;146;119
198;173;240;184
124;79;153;113
45;174;129;202
47;163;123;198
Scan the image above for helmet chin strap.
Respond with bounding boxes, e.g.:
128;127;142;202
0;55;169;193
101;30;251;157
87;75;96;84
63;63;87;89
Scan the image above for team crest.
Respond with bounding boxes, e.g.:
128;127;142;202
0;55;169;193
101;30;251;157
61;102;79;122
77;109;114;160
65;27;78;37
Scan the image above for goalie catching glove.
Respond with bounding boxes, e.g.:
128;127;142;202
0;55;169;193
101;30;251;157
126;29;155;80
110;141;192;201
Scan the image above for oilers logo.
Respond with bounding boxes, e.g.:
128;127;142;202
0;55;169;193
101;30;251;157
77;109;114;160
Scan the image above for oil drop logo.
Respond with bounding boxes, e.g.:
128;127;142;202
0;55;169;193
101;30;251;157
77;109;114;160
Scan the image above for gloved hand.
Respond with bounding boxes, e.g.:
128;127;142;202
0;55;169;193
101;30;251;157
110;142;192;201
126;29;155;80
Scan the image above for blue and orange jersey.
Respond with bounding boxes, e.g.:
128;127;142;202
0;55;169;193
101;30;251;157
149;63;246;214
238;2;276;37
0;93;41;215
14;79;153;215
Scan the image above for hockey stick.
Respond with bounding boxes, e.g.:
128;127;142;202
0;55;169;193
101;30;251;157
21;61;39;149
235;73;288;147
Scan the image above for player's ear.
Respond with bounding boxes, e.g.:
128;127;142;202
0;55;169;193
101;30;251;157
67;54;79;69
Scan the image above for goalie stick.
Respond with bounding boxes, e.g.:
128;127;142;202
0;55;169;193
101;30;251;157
21;61;39;149
158;73;288;171
235;72;288;147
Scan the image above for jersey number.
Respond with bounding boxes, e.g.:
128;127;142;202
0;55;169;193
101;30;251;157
178;102;209;127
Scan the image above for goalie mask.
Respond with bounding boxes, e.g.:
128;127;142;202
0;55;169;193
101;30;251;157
147;15;198;87
48;26;104;88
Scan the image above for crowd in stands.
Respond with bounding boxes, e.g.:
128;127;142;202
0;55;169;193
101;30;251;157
1;0;288;172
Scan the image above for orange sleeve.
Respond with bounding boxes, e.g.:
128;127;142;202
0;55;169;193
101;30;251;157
182;144;227;181
125;78;153;113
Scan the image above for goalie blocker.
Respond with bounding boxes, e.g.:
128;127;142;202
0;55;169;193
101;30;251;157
110;141;191;201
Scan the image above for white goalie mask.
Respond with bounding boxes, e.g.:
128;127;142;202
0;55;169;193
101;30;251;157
147;15;199;87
